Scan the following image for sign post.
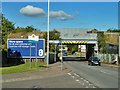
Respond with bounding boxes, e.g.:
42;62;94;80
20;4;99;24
118;36;120;64
61;43;63;71
28;34;39;68
54;45;57;62
30;43;31;68
49;40;63;71
36;43;37;68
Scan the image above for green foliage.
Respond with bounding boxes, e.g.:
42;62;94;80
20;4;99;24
1;15;15;36
43;29;61;52
1;62;46;74
1;15;38;49
67;45;78;53
111;54;114;60
72;45;78;52
1;15;15;48
67;45;74;52
97;33;107;54
106;29;120;32
49;29;61;40
87;29;98;33
14;26;36;33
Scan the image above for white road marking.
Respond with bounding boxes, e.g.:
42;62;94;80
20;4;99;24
67;73;71;75
85;80;89;83
89;84;93;86
81;78;83;79
73;73;80;77
67;72;96;88
76;79;79;82
93;86;96;88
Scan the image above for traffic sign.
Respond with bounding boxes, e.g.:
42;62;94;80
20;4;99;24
49;40;62;44
28;34;39;43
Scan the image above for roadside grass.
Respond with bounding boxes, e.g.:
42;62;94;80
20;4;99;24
1;62;46;74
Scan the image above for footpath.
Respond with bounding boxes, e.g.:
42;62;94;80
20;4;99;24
101;63;120;68
2;62;71;83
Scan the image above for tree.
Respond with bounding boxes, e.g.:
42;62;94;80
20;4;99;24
97;33;108;54
43;29;61;52
67;45;78;53
106;29;120;32
1;15;15;49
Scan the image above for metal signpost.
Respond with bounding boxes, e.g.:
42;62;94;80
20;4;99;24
119;36;120;64
49;40;63;71
28;34;39;68
54;45;57;62
36;43;37;68
30;43;31;68
61;43;63;71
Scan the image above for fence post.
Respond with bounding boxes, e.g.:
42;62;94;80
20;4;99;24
105;54;107;63
116;54;118;64
109;54;111;63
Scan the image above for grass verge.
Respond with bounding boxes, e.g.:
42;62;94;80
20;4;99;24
1;62;46;74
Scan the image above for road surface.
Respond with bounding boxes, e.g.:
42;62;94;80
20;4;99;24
63;56;118;88
2;56;119;88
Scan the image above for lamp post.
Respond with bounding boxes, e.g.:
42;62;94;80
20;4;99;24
47;0;50;67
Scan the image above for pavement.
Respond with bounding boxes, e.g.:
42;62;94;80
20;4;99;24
2;62;71;83
101;63;120;68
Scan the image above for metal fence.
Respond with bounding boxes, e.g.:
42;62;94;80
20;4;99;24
98;54;118;64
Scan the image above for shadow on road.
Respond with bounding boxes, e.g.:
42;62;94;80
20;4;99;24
63;57;87;62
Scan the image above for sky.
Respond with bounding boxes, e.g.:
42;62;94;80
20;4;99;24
2;2;118;31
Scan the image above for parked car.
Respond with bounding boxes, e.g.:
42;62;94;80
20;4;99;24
88;57;101;66
63;52;68;56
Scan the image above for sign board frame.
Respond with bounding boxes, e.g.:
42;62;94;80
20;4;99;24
7;39;45;58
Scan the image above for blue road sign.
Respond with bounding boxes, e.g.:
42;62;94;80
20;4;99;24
7;39;45;58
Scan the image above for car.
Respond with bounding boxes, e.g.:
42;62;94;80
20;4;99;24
63;52;67;56
88;57;101;66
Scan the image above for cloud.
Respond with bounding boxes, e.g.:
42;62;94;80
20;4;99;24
20;5;46;17
49;10;74;21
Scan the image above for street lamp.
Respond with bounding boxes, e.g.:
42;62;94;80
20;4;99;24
47;0;50;67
